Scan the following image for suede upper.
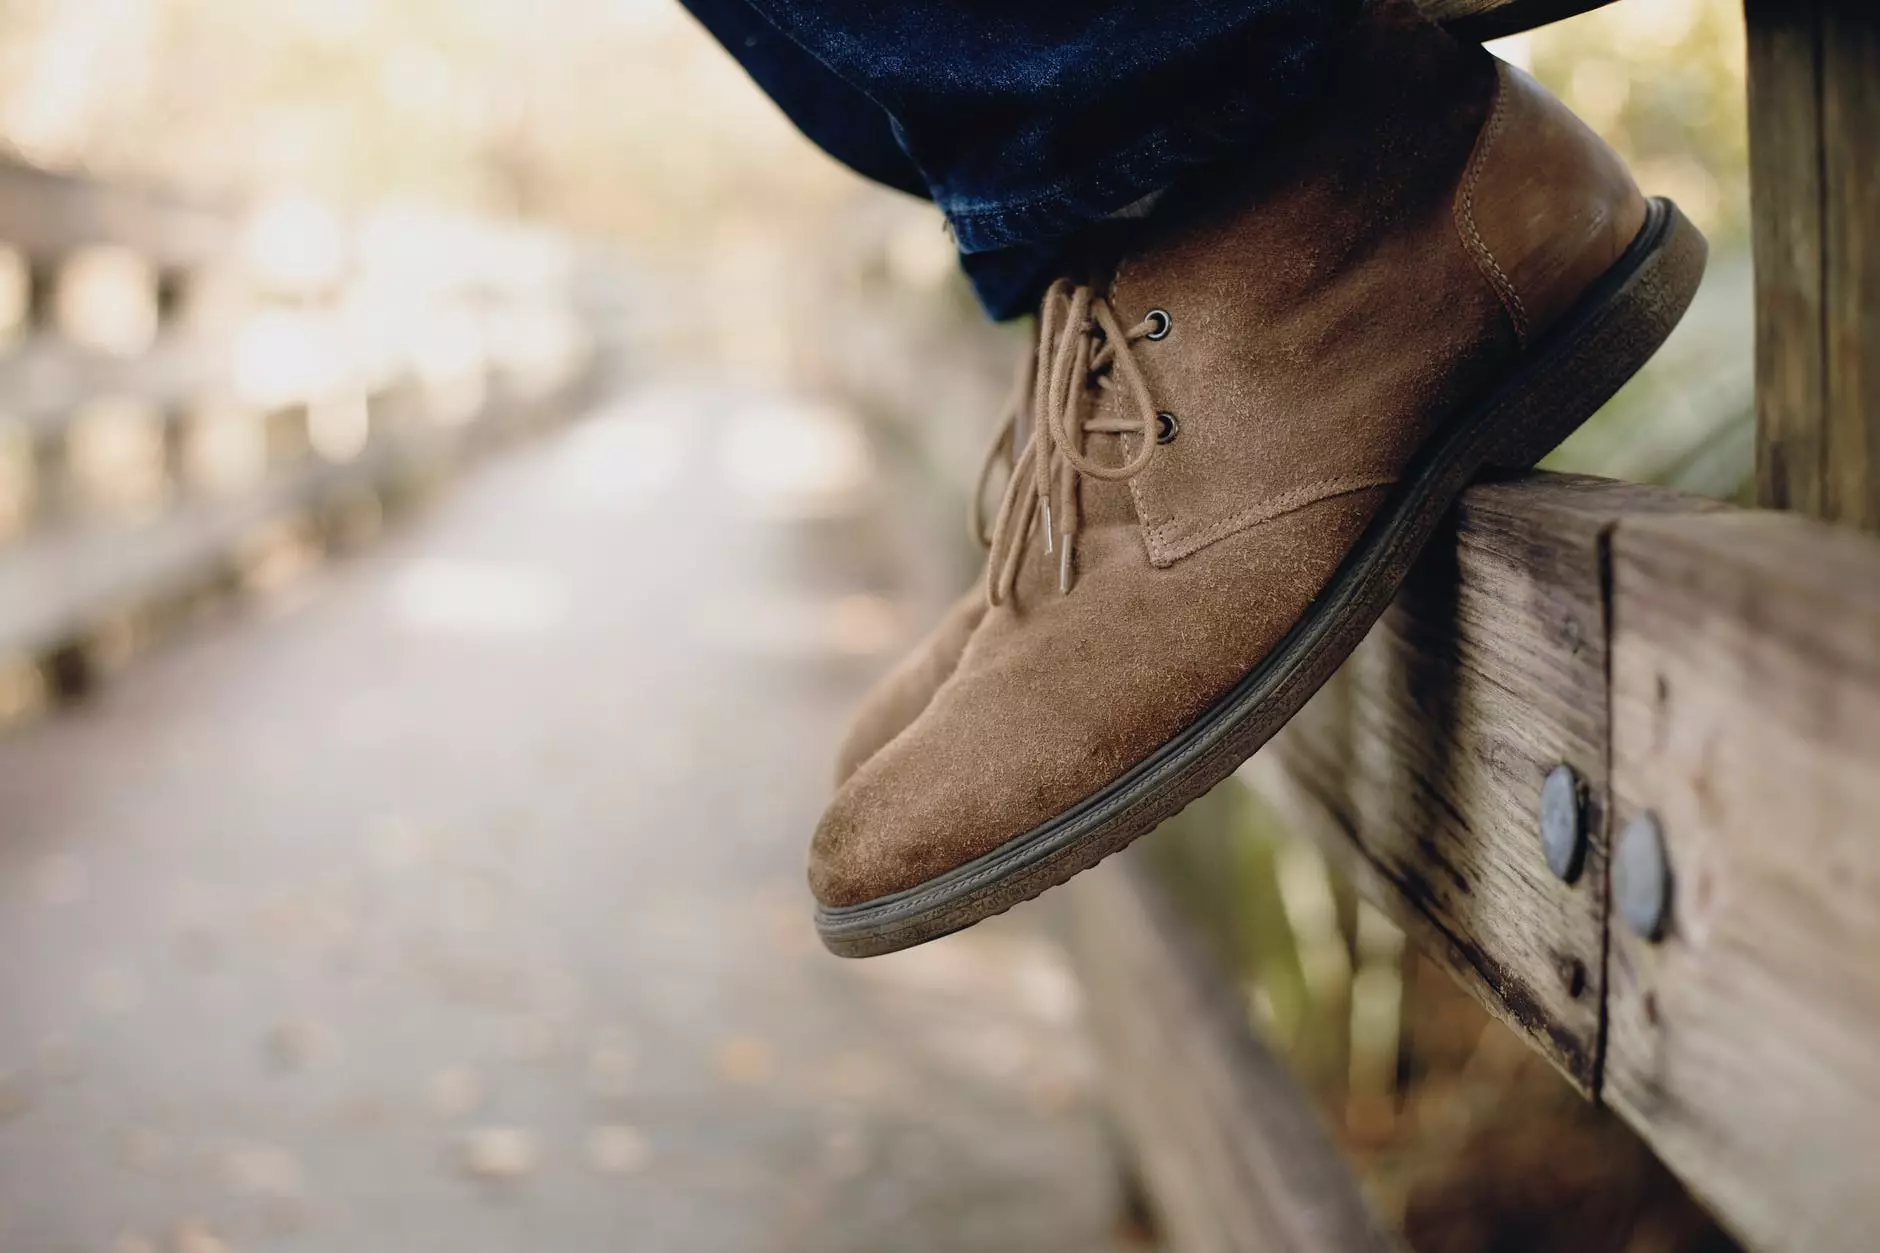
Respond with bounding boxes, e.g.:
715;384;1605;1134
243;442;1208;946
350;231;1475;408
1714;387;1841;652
832;590;985;785
814;486;1390;907
811;0;1648;910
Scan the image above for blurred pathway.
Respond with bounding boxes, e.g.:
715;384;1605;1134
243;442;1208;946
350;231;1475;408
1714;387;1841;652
0;382;1131;1253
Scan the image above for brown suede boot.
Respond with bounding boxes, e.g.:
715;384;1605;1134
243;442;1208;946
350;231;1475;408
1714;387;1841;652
831;411;1025;782
811;0;1706;957
832;590;985;784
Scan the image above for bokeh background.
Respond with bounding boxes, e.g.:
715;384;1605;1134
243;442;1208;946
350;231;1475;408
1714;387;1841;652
0;1;1750;1250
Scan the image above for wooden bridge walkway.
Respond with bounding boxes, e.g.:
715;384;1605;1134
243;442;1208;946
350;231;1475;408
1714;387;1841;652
0;381;1131;1253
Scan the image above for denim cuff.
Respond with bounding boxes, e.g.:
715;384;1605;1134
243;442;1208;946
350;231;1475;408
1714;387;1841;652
938;38;1333;258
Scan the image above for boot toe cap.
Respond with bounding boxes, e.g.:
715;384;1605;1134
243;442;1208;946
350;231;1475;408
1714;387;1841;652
807;487;1391;912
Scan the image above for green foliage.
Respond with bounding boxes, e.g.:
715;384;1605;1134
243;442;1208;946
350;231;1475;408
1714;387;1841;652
1514;0;1753;492
1521;0;1749;251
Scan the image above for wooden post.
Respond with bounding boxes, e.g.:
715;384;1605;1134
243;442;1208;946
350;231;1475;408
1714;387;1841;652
1747;0;1880;530
23;257;60;333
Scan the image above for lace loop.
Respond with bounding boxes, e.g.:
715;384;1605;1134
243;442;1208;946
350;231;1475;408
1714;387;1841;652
980;280;1170;605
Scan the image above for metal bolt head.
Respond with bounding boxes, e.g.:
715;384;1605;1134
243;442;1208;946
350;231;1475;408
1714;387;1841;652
1615;812;1671;941
1539;765;1587;883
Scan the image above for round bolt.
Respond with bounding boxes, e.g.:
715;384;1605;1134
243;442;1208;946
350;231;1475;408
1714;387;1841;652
1539;764;1586;883
1615;812;1671;941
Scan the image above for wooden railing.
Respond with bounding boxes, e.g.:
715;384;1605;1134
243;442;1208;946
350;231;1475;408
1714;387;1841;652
0;161;602;721
1077;4;1880;1253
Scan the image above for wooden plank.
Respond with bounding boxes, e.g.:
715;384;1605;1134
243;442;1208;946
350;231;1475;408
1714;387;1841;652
1820;4;1880;530
1243;473;1717;1093
1746;0;1826;518
0;393;435;663
0;161;228;271
1748;1;1880;530
1604;511;1880;1253
0;336;223;437
1071;856;1398;1253
0;355;597;668
0;443;388;663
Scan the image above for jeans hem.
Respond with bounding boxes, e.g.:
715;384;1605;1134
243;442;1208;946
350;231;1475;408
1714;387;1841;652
937;40;1327;257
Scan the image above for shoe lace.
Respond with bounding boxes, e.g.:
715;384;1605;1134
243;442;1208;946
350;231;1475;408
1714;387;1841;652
970;278;1167;606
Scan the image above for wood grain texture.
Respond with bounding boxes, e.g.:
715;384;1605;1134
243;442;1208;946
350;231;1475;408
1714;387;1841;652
1243;474;1718;1092
1071;857;1398;1253
1746;0;1826;518
1605;511;1880;1253
1820;4;1880;530
1748;1;1880;530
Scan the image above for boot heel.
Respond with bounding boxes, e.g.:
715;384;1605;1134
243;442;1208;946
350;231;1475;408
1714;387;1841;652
1481;198;1709;473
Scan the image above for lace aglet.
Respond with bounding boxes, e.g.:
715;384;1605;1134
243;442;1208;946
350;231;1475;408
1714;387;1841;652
1058;535;1074;594
1040;500;1055;555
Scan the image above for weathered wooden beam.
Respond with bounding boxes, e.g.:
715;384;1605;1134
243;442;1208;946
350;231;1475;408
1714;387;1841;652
1225;474;1880;1250
0;160;229;271
1603;511;1880;1253
0;432;393;666
1071;858;1398;1253
1747;0;1880;530
1244;474;1718;1092
0;365;584;674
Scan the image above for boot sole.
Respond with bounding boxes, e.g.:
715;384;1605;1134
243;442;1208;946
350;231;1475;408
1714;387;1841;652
817;198;1708;958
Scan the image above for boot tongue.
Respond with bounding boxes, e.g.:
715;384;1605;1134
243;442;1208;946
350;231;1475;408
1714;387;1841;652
1077;451;1149;530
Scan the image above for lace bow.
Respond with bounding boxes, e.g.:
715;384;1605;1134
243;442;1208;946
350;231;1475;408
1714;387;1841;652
973;279;1169;605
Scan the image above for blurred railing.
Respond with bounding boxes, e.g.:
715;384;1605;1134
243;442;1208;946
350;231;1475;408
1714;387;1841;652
0;159;605;725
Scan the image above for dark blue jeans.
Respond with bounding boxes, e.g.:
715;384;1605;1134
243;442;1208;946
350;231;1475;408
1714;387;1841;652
680;0;1364;318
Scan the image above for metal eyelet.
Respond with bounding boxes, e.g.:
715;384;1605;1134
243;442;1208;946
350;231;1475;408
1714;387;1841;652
1144;309;1172;340
1155;412;1180;445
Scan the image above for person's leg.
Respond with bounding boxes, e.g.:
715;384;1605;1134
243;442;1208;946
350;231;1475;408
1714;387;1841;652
677;0;929;201
680;0;1364;318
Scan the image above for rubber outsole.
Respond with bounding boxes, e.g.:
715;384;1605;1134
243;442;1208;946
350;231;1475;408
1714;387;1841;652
817;198;1708;959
